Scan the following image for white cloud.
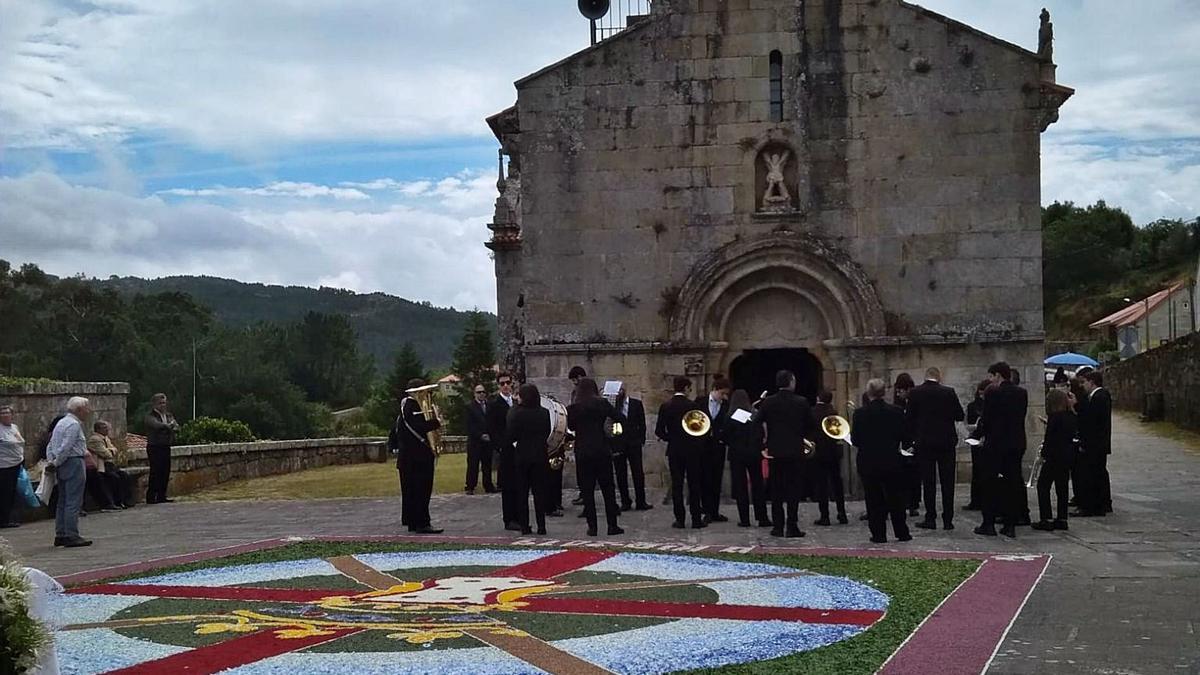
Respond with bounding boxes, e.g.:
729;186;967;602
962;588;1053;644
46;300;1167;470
160;181;369;201
0;171;498;310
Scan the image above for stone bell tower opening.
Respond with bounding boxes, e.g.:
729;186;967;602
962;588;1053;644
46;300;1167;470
729;349;823;403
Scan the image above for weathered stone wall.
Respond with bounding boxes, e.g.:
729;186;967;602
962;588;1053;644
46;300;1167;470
0;382;129;466
1106;333;1200;432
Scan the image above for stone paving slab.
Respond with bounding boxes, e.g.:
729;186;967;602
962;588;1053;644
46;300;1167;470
6;413;1199;673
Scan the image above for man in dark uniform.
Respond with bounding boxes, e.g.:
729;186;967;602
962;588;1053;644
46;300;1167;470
488;373;518;530
656;376;705;529
810;390;848;526
906;367;965;530
695;375;732;523
756;370;812;538
851;378;911;544
1074;370;1113;517
464;384;495;495
398;378;443;534
971;362;1027;538
567;366;587;508
612;384;652;511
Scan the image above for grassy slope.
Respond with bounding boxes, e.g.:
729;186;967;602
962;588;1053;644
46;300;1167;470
1047;258;1195;342
182;455;468;501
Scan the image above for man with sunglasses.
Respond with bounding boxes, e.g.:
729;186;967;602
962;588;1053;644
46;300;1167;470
465;384;496;495
488;373;520;531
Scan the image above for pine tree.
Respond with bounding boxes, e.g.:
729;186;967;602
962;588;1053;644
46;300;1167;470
445;312;496;434
365;343;428;431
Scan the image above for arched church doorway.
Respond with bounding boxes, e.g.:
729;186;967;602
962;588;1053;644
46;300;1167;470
729;349;823;402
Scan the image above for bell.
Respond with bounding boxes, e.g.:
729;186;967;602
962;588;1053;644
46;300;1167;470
578;0;610;20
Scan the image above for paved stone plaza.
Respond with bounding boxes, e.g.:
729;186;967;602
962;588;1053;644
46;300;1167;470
7;413;1197;673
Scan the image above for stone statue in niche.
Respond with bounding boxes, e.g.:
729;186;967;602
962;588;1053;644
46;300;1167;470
1038;8;1053;62
762;149;792;210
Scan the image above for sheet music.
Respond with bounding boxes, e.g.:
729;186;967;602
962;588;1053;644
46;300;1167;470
730;408;753;423
603;381;623;397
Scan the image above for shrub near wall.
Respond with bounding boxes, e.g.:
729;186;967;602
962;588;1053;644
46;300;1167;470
1106;332;1200;431
177;417;256;445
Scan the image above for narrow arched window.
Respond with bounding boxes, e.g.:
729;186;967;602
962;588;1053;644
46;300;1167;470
769;50;783;122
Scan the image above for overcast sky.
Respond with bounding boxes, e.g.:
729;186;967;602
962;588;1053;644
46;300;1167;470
1;1;1197;311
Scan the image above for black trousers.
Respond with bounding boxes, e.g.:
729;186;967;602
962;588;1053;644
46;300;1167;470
512;461;549;532
401;451;435;530
465;442;495;492
861;470;910;541
919;447;956;524
668;453;704;524
1099;452;1112;512
981;457;1021;529
701;443;727;517
0;465;19;525
968;446;984;506
729;454;768;524
810;455;846;520
612;444;647;508
1037;462;1070;522
146;444;172;502
577;454;619;530
498;448;518;526
85;468;116;509
769;457;803;530
396;463;407;527
545;463;564;511
904;456;921;510
1074;450;1111;514
103;467;133;507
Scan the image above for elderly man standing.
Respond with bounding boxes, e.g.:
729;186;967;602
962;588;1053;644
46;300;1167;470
47;397;93;547
144;393;180;504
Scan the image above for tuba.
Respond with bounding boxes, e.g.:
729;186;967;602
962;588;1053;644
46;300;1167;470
404;384;444;456
682;409;712;437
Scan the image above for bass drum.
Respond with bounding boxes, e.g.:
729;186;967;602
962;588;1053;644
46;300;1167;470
541;395;570;456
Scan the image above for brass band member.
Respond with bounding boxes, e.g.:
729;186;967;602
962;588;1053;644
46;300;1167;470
1032;388;1077;531
906;367;965;531
757;370;812;538
656;376;705;529
971;362;1027;538
852;378;912;544
695;375;732;523
506;383;552;535
892;373;919;517
726;389;771;528
810;390;847;526
488;373;519;531
612;384;652;512
398;378;443;534
963;379;989;511
566;378;624;537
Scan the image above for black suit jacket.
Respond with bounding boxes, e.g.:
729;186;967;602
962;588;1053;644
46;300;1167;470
1078;388;1112;455
568;397;617;461
616;398;647;449
851;399;906;475
694;394;731;452
971;382;1027;467
756;390;812;461
486;395;514;455
465;399;490;452
1042;410;1079;467
906;380;965;453
396;397;440;466
505;405;551;466
656;394;701;459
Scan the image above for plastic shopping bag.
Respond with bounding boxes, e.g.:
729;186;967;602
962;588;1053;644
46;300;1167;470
17;466;40;508
34;465;56;507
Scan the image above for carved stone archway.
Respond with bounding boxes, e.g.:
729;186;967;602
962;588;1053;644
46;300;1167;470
669;232;886;345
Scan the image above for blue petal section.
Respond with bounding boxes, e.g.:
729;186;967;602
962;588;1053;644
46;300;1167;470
222;646;549;675
122;558;342;587
353;549;562;573
56;629;190;674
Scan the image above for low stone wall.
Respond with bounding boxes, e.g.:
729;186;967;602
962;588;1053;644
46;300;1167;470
1106;332;1200;431
0;381;129;466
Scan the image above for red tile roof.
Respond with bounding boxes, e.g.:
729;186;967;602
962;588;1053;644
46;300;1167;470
1090;283;1184;329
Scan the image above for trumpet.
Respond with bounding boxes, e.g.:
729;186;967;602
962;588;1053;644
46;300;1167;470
682;409;711;437
404;384;444;456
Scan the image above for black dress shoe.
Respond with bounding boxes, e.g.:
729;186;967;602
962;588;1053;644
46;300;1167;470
413;526;444;535
58;537;93;548
621;502;634;511
758;520;773;528
813;517;831;527
672;520;686;529
710;513;729;523
505;522;523;531
607;526;624;536
692;520;707;529
464;488;475;495
536;527;547;535
635;503;654;511
1053;519;1069;530
870;536;887;544
769;528;785;538
837;514;849;525
786;528;806;538
916;520;936;530
587;526;598;537
737;520;751;527
1000;526;1016;538
1031;521;1055;531
974;525;997;536
520;527;533;535
897;533;913;542
943;522;955;531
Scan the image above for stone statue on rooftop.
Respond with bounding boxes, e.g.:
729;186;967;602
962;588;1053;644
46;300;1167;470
1038;8;1053;62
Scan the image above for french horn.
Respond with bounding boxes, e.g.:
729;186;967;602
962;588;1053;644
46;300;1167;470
682;409;711;437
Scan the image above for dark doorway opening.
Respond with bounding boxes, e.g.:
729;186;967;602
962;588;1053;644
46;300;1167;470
729;349;823;402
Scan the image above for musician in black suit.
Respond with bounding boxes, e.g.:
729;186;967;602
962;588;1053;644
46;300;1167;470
893;373;919;516
963;379;989;510
1074;370;1113;517
397;379;442;534
464;384;496;494
810;390;847;526
506;383;552;535
611;384;652;511
727;389;771;528
1032;388;1077;530
906;367;965;530
567;378;624;537
695;375;732;523
488;373;519;531
851;378;911;544
970;362;1027;538
756;370;812;538
657;376;705;529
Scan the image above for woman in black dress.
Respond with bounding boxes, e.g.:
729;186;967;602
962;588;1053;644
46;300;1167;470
893;373;919;515
506;384;552;535
1032;388;1077;531
566;378;624;536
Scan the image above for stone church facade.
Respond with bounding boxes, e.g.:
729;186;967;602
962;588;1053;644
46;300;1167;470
486;0;1071;464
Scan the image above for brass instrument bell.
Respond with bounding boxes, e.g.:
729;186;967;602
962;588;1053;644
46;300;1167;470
821;414;852;442
682;409;712;437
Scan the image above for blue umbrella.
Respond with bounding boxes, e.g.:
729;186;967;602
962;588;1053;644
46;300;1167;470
1044;352;1099;367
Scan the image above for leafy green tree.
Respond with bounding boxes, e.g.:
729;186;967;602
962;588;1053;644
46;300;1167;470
1043;200;1136;302
444;312;496;434
282;312;375;408
364;343;428;431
